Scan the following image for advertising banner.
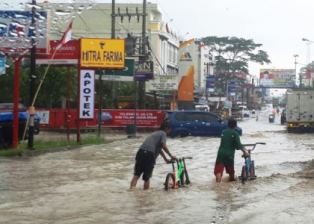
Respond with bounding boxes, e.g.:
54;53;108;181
36;40;79;65
36;110;50;125
260;69;296;88
80;38;125;69
146;75;179;91
99;59;135;81
101;109;165;127
79;70;95;119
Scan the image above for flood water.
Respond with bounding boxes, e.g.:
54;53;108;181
1;109;314;224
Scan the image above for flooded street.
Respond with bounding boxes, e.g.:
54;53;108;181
1;110;314;224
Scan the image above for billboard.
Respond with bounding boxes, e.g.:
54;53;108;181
80;38;125;69
260;69;296;88
0;10;49;53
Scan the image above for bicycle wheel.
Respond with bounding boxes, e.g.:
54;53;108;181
184;169;191;185
179;170;186;187
241;166;247;184
164;173;176;190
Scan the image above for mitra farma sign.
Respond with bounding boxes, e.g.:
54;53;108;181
80;38;125;69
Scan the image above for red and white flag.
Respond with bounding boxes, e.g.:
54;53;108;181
56;20;73;50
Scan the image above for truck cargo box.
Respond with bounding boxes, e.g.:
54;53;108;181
286;89;314;132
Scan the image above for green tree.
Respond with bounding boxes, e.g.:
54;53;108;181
201;36;271;95
0;59;77;108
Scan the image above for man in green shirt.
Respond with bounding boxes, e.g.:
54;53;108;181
214;118;248;182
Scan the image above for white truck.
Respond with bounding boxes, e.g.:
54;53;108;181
286;89;314;132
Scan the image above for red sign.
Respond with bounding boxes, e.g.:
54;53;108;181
102;109;165;127
37;108;166;129
36;40;79;64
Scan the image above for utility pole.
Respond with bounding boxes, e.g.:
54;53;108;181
138;0;147;109
97;70;103;137
111;0;115;39
111;0;117;108
28;0;37;149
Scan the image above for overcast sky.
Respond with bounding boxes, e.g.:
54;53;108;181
153;0;314;77
4;0;314;77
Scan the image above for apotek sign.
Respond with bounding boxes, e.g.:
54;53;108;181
80;38;125;69
80;70;95;119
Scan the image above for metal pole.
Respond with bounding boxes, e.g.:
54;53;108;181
142;0;147;56
28;0;36;149
97;71;103;137
111;0;117;108
111;0;115;39
294;54;300;87
76;65;81;143
12;57;21;148
66;66;71;141
138;0;147;110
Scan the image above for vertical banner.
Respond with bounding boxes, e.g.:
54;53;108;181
80;70;95;119
0;54;5;75
228;80;237;96
206;75;215;92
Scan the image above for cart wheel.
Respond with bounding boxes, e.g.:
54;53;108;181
164;173;176;190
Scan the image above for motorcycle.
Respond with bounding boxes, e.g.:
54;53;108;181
269;114;274;123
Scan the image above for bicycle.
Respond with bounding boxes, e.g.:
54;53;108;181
164;157;192;190
239;142;266;184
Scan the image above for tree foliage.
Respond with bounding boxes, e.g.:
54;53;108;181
201;36;271;74
201;36;271;95
0;59;137;109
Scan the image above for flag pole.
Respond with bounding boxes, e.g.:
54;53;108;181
22;20;73;141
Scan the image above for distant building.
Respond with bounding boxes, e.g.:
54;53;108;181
40;2;180;86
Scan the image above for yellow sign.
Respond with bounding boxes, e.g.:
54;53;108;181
80;38;125;69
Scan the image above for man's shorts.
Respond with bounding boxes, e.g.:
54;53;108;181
214;163;235;175
134;149;155;181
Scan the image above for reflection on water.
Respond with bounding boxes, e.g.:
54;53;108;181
1;111;314;223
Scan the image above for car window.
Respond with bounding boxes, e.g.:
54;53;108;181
174;112;218;122
174;113;186;121
185;113;200;121
0;103;26;112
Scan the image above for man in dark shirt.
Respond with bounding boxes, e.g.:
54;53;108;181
214;118;248;182
130;122;176;190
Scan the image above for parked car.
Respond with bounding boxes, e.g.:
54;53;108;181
166;110;242;137
0;103;40;135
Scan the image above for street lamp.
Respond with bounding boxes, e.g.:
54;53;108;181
293;54;300;87
301;38;314;64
